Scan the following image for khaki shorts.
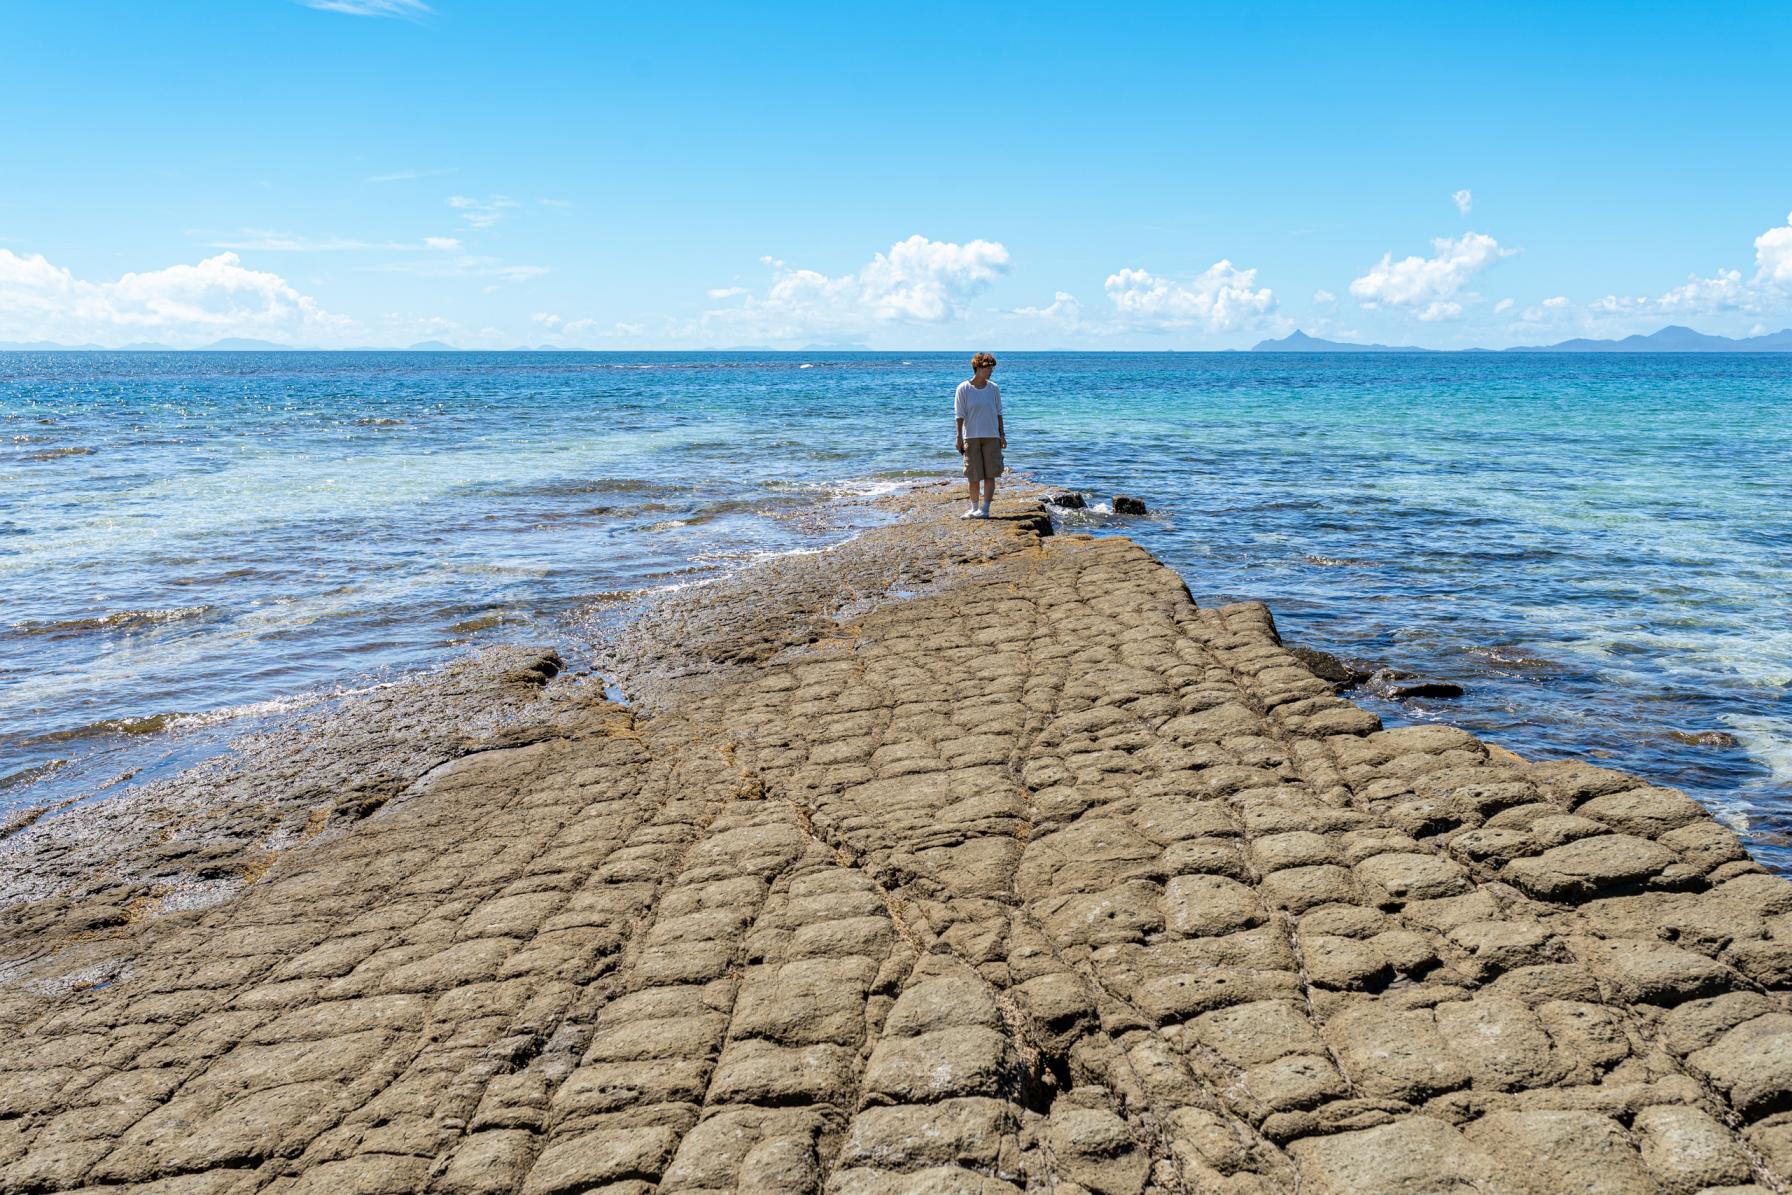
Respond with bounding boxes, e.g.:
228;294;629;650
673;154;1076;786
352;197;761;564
963;437;1004;482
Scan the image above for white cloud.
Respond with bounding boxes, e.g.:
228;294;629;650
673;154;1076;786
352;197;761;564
1493;298;1515;314
1590;269;1752;317
1011;291;1081;324
1574;213;1792;325
447;195;519;229
1349;231;1514;320
366;254;547;283
1453;189;1474;216
364;168;448;184
855;235;1011;321
706;235;1011;339
1313;289;1336;304
707;286;747;299
0;249;349;345
531;312;562;327
560;318;645;340
204;229;462;253
1103;261;1275;331
298;0;430;17
1755;211;1792;286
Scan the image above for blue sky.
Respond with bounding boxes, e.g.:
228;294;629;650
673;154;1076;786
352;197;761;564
3;0;1790;349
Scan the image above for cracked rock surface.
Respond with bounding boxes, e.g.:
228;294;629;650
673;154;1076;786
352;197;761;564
3;483;1791;1194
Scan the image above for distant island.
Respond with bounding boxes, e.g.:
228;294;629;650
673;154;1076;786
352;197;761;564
1253;324;1792;353
1249;330;1436;353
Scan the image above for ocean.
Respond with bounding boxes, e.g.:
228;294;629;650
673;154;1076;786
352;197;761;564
3;351;1788;864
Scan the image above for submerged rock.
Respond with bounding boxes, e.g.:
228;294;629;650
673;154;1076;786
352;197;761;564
1113;495;1148;515
1669;729;1742;748
1369;669;1464;700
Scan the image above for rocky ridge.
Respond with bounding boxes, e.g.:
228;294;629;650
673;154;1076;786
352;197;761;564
2;483;1790;1193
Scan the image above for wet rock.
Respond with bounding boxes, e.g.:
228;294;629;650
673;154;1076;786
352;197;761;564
1045;492;1086;509
1112;495;1148;515
1287;645;1374;689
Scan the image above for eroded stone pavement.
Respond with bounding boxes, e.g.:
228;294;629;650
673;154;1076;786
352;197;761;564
5;486;1792;1193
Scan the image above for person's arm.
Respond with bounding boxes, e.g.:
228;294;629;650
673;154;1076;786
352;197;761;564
954;385;967;453
997;392;1006;446
955;416;966;453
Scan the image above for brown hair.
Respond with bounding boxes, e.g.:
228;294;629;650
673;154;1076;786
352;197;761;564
971;352;997;370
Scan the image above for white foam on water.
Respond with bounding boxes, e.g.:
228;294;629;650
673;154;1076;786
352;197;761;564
1723;714;1792;788
160;680;404;733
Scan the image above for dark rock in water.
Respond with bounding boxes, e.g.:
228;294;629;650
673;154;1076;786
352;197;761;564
1113;495;1148;515
1289;645;1373;689
1370;670;1464;700
1046;493;1086;510
1669;729;1741;748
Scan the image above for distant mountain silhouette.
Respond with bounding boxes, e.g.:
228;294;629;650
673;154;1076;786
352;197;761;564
1251;330;1435;352
406;340;461;351
1255;325;1792;352
1506;324;1792;352
0;339;108;350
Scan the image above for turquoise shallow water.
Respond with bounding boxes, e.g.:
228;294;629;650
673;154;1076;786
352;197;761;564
3;351;1789;862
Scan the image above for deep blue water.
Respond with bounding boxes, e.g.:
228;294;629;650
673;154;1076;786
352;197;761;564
3;351;1788;861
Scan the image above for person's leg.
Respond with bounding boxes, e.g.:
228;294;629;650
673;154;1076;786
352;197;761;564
981;476;995;512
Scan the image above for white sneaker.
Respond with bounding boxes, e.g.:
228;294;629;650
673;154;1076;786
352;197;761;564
961;507;982;519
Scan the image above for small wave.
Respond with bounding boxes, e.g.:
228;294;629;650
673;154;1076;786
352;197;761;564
1723;716;1792;787
24;713;184;746
1305;554;1376;568
28;446;94;461
799;363;815;369
353;417;404;427
10;604;217;636
0;758;69;792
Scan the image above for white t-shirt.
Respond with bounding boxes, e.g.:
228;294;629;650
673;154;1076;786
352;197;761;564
954;380;1002;439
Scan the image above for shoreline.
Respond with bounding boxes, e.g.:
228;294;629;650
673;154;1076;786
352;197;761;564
4;481;1792;1190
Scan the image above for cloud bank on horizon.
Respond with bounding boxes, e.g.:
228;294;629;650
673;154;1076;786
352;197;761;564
6;212;1791;349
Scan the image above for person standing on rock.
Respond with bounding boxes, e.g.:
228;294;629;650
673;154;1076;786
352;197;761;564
955;352;1005;518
